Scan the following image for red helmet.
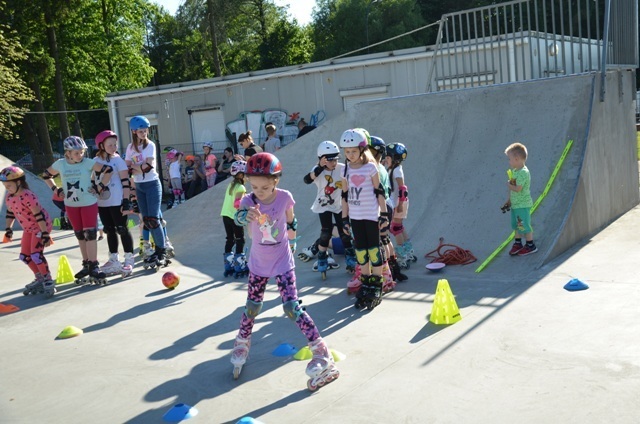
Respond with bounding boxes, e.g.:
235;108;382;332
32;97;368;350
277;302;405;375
246;152;282;177
95;130;118;149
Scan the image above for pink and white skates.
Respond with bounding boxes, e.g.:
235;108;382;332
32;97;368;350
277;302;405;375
231;335;251;379
306;337;340;391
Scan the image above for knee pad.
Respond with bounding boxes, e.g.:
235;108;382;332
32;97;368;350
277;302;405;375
116;226;129;236
355;248;369;266
245;299;263;319
30;251;46;265
282;299;305;321
19;253;32;265
75;230;86;241
381;234;392;246
84;228;98;241
390;222;404;236
318;228;332;248
104;225;116;236
143;216;161;229
368;246;383;267
172;188;183;196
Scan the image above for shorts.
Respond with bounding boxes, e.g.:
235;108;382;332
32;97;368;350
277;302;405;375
511;207;532;234
393;199;409;220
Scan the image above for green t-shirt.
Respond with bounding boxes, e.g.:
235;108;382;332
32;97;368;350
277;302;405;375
509;166;533;209
377;163;390;200
220;180;247;218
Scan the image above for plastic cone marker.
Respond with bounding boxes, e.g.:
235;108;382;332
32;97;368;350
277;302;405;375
237;418;265;424
272;343;298;357
564;278;589;291
53;217;61;228
0;303;20;314
57;326;83;339
330;349;346;362
163;403;198;422
293;346;312;361
429;279;462;325
55;255;75;284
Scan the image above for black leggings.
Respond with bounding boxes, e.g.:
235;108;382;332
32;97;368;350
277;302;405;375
99;205;134;254
223;216;245;254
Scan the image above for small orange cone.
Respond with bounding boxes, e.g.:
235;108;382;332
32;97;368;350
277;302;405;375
0;303;19;314
429;279;462;325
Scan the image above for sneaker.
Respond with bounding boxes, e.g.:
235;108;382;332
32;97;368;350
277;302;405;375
517;244;538;256
509;243;524;256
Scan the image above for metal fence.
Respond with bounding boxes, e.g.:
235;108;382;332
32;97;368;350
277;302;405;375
429;0;638;93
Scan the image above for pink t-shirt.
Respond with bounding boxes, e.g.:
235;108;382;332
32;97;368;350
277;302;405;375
344;162;380;221
240;189;295;277
6;189;52;233
204;153;217;177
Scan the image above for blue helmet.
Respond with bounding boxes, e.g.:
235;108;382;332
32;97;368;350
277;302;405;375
385;143;408;162
129;116;150;131
369;136;386;157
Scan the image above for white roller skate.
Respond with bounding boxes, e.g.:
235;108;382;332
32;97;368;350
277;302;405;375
121;252;135;277
402;241;418;264
101;253;123;277
231;335;251;379
165;238;175;258
141;240;154;260
346;264;363;295
42;277;56;298
297;243;318;262
233;253;249;278
395;244;410;269
23;277;44;296
306;337;340;391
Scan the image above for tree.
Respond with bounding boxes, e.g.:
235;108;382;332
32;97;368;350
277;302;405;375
0;1;33;139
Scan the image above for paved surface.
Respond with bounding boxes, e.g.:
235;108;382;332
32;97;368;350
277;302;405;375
1;73;639;424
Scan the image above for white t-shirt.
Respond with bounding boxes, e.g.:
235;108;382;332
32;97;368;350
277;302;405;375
169;161;182;179
388;165;405;208
94;154;128;207
310;162;344;214
264;136;281;153
125;141;159;183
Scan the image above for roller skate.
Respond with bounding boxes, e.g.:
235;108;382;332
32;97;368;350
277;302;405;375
165;238;175;259
42;276;56;298
355;275;383;310
395;244;410;269
402;241;418;264
223;252;235;277
231;335;251;379
297;243;318;262
388;256;408;282
382;262;396;293
344;247;357;274
306;337;340;391
101;253;123;276
60;217;72;230
346;264;363;295
121;252;135;278
23;276;44;296
87;261;108;285
143;247;170;271
233;253;249;278
141;240;154;260
74;260;91;285
312;251;339;280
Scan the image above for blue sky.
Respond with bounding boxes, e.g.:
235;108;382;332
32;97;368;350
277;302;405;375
153;0;316;25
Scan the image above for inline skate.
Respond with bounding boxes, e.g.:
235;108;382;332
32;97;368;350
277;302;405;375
344;247;357;274
306;337;340;391
87;261;108;285
401;240;418;264
223;252;235;277
346;264;363;295
121;252;135;277
297;242;318;262
382;262;396;293
23;276;44;296
312;251;339;280
354;275;383;310
143;247;170;271
101;253;123;277
233;253;249;278
388;256;408;282
42;276;56;298
231;335;251;379
74;260;91;285
165;238;175;259
140;240;154;260
395;244;410;269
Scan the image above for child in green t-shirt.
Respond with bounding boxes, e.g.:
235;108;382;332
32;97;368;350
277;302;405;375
505;142;537;256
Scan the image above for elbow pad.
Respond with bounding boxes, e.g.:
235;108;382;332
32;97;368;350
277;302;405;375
100;164;114;174
399;185;408;202
42;169;55;180
303;173;314;184
287;217;298;231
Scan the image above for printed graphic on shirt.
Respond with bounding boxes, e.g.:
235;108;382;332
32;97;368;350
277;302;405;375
348;174;367;206
66;180;84;202
318;174;342;208
257;214;279;244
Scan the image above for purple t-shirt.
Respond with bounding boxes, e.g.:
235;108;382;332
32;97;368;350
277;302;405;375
240;189;295;277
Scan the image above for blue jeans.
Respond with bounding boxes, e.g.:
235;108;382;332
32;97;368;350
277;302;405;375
136;179;166;249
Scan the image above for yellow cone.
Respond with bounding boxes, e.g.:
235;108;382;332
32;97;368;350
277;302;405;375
127;219;136;228
57;325;83;339
330;349;346;362
55;255;75;284
429;279;462;325
53;217;61;229
293;346;311;360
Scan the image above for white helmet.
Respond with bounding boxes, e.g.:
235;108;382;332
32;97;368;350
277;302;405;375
230;160;246;176
203;141;213;149
339;129;368;148
317;141;339;158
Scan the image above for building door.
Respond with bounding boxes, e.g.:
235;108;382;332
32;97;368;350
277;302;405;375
188;106;226;153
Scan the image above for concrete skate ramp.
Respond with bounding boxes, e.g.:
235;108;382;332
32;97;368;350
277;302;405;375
0;154;59;228
167;72;638;279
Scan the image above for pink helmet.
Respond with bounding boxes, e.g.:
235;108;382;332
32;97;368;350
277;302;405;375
95;130;118;149
166;149;182;161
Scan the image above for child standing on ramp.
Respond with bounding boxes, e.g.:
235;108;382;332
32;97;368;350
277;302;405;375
504;142;537;256
2;166;54;297
221;160;248;278
230;152;340;391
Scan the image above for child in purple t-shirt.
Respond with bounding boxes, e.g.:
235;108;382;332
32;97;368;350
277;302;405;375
230;152;339;391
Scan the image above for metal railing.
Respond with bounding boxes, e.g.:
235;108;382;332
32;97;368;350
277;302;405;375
429;0;638;93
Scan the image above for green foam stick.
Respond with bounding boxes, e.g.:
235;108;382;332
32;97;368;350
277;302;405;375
475;139;574;273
